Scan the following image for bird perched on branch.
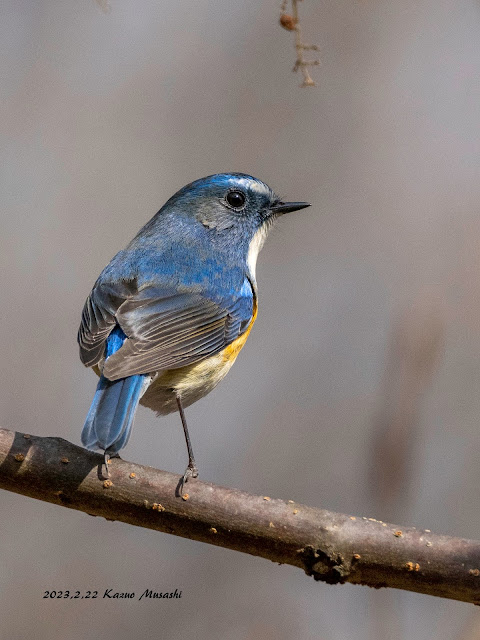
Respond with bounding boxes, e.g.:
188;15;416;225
78;173;310;488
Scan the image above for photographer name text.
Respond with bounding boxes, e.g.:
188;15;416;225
43;589;182;600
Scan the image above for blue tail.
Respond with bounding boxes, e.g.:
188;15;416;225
81;326;149;455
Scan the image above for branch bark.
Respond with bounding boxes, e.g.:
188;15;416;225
1;427;479;604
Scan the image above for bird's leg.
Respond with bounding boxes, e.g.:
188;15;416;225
176;394;198;492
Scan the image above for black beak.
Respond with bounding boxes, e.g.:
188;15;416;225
270;201;311;215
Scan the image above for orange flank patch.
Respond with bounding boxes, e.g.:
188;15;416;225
222;295;258;362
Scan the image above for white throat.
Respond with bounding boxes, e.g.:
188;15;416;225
247;226;268;281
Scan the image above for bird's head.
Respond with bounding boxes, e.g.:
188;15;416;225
163;173;310;277
172;172;309;231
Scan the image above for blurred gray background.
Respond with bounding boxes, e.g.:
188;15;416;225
2;0;480;638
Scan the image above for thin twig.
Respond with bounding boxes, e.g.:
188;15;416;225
1;427;480;604
279;0;320;87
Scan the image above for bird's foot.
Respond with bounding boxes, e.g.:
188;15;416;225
103;452;111;478
178;463;198;496
102;451;121;478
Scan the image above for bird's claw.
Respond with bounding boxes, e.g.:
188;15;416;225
179;464;198;495
103;452;111;478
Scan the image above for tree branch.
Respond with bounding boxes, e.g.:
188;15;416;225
1;427;479;604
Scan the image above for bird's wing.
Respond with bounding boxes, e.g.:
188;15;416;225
78;280;254;380
78;279;137;367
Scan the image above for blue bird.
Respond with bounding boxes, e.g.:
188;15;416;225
78;173;310;486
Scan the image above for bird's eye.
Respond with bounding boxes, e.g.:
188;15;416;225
226;190;246;209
